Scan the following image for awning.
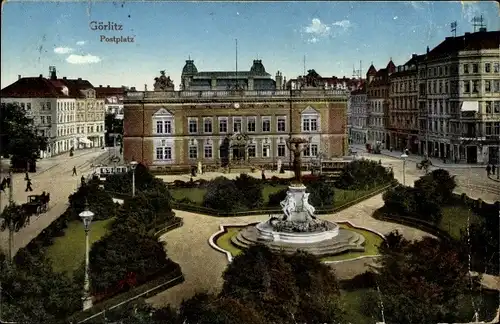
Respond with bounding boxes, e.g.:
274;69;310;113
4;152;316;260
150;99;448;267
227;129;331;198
460;101;479;112
79;137;92;145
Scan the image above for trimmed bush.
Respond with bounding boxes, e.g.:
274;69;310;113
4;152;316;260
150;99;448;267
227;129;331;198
267;188;288;207
336;159;394;190
203;177;244;212
307;180;335;207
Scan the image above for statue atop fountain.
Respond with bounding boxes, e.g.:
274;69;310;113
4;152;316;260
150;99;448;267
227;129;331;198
286;137;309;184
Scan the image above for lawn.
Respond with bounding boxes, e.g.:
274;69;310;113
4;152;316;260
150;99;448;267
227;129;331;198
340;289;378;323
46;218;115;274
214;222;384;262
439;205;482;240
171;184;384;208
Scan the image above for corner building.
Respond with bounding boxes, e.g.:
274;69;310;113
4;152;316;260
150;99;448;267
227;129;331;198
123;72;348;172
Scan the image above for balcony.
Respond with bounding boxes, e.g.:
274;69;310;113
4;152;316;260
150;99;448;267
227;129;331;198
125;89;347;101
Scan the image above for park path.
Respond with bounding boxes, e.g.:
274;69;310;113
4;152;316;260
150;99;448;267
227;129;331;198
0;149;108;255
146;196;433;309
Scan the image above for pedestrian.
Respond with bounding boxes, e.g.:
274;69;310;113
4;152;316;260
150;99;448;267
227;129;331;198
486;164;491;176
24;172;30;181
261;167;266;180
72;166;77;176
0;179;5;193
492;164;496;175
81;175;86;186
6;176;10;188
25;178;33;192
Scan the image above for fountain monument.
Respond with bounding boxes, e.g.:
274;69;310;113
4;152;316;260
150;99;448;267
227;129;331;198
232;137;366;257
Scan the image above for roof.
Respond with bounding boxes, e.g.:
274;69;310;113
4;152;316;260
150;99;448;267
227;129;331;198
95;86;126;98
1;77;69;98
58;78;94;98
427;30;500;60
369;68;390;87
367;64;377;75
351;84;366;95
181;59;271;78
390;54;425;78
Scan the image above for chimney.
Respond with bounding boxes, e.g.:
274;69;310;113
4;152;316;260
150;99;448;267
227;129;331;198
49;66;57;80
426;46;430;54
465;32;470;36
107;85;110;88
63;77;67;80
131;87;136;91
78;77;82;81
99;85;102;87
18;75;21;80
479;27;487;32
412;53;417;59
39;74;43;78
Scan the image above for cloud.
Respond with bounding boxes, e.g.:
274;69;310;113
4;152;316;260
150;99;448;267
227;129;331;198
54;47;73;54
303;18;353;43
65;54;101;64
76;40;86;46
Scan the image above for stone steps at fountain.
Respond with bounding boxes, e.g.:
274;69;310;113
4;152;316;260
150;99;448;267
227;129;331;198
231;225;367;258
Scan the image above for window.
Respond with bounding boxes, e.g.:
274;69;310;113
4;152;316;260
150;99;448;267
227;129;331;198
47;102;51;110
233;118;242;132
156;147;172;160
204;145;213;158
189;145;198;159
485;81;491;92
277;144;286;157
47;116;51;124
189;118;198;134
304;144;318;157
248;145;256;158
156;121;163;134
219;118;228;133
262;144;270;157
463;64;469;74
204;118;212;133
472;80;479;93
495;81;500;93
485;101;492;113
494;63;500;73
495;122;500;135
262;117;271;132
485;63;491;73
494;101;500;113
464;81;470;93
472;63;478;73
277;117;286;132
247;117;256;132
41;116;45;124
302;117;318;132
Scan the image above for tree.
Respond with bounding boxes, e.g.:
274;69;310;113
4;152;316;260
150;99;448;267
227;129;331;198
203;177;244;212
336;159;394;190
307;179;335;207
0;203;31;261
89;230;177;295
414;169;456;205
68;181;117;221
0;103;48;170
364;231;481;324
382;185;418;215
233;173;264;209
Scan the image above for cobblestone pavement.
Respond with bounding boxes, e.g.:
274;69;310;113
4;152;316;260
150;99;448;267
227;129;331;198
0;149;110;255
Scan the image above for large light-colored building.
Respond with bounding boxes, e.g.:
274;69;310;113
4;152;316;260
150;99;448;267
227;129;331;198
95;85;127;119
418;29;500;164
0;67;106;156
366;61;396;148
349;85;368;144
388;54;424;153
123;70;349;171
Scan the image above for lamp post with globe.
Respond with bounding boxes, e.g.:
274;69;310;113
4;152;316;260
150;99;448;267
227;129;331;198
79;205;94;311
130;161;138;197
400;152;408;185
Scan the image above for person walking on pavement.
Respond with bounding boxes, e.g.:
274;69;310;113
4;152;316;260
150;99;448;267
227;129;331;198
25;178;33;192
492;164;496;175
72;166;77;176
486;164;491;177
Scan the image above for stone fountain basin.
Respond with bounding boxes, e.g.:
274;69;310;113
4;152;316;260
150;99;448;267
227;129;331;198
256;220;340;244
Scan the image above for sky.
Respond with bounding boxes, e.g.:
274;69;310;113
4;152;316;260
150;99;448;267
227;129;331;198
1;1;499;90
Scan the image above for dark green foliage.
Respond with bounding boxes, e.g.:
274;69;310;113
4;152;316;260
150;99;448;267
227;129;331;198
203;177;244;212
267;188;288;207
89;230;176;295
306;179;335;207
68;181;117;221
219;245;344;323
364;231;480;324
336;159;394;190
382;185;418;215
233;173;264;208
0;250;81;323
414;169;456;205
0;103;48;170
104;163;170;197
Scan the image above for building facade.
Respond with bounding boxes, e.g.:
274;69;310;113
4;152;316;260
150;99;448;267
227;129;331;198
123;72;349;171
418;30;500;164
349;85;368;144
388;54;424;153
366;61;396;148
95;85;126;119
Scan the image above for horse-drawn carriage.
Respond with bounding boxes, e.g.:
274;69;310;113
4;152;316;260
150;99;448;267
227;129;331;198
21;193;50;217
416;159;432;173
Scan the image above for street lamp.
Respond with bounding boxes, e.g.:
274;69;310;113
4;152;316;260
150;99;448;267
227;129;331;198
130;161;138;197
400;153;408;186
79;206;94;311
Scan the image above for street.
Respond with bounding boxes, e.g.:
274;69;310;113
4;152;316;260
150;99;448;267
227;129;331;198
0;148;114;256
